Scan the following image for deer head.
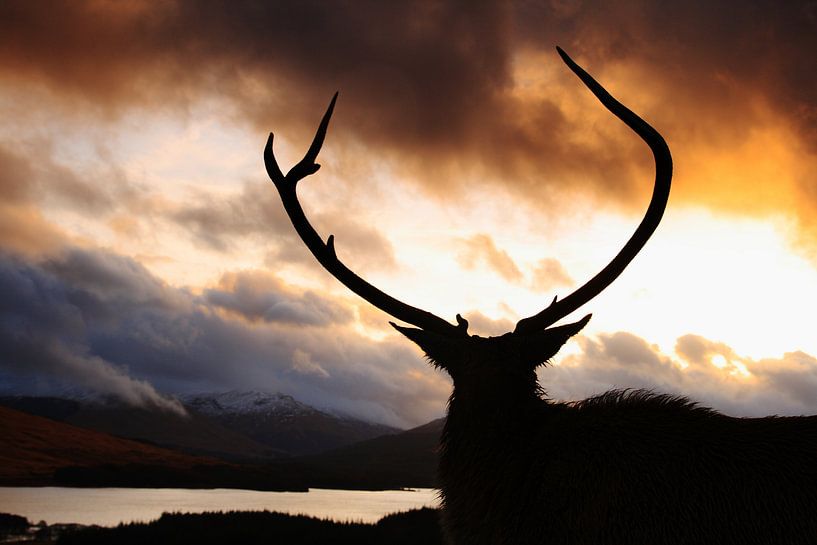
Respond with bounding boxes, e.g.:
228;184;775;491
264;47;671;400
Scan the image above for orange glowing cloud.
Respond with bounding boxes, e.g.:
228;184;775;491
1;0;813;232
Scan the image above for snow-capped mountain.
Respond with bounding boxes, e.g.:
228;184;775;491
0;391;400;460
180;391;400;456
182;391;318;419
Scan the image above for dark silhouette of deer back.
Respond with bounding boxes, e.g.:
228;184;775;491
264;47;817;544
438;387;817;544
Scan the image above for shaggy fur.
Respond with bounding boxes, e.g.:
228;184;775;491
441;382;817;544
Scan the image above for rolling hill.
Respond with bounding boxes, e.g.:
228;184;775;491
0;392;399;461
0;405;219;484
268;419;444;489
0;397;443;490
0;405;305;490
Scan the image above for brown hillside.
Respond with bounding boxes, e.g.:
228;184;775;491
0;405;219;484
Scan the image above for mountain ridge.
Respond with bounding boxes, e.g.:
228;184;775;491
0;403;443;490
0;391;402;461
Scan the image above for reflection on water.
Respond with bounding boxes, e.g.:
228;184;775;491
0;487;440;526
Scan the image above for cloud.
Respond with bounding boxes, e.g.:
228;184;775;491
0;136;436;426
456;236;573;295
754;351;817;410
0;146;67;256
170;180;397;272
0;142;138;214
5;240;817;426
0;141;145;257
205;270;353;326
3;1;817;251
675;334;817;413
0;1;628;212
460;310;515;337
457;234;523;283
45;247;184;312
3;1;817;427
530;257;573;293
167;181;287;253
547;330;817;418
0;205;65;258
291;348;330;379
0;246;446;427
512;1;817;253
0;250;185;414
0;146;33;203
547;332;683;401
0;2;514;180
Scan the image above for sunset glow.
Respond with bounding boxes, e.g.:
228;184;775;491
2;2;816;427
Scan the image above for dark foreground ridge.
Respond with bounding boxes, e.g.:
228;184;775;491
57;508;444;545
0;403;441;491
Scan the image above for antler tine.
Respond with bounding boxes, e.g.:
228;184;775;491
514;47;672;335
265;94;464;337
264;92;337;188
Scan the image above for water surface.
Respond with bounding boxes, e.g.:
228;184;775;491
0;487;439;526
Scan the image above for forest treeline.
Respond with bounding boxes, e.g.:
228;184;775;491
57;508;444;545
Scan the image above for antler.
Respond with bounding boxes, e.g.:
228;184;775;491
513;47;672;335
264;93;465;337
266;47;670;339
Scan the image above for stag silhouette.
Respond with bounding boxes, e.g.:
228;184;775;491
264;48;817;544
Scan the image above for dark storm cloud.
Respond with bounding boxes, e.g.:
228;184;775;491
515;1;817;147
205;270;353;326
0;1;510;150
44;248;185;315
0;247;446;427
2;1;815;217
0;0;652;205
5;242;817;426
0;250;186;413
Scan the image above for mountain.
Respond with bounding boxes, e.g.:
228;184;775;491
183;390;318;416
0;404;305;490
271;418;445;489
0;395;279;461
0;391;400;461
0;405;215;484
0;399;445;489
182;391;400;456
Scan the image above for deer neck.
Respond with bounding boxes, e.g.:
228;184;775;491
443;380;548;442
437;380;552;530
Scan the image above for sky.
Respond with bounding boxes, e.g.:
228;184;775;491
1;1;817;428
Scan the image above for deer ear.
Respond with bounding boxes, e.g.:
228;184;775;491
517;314;591;368
391;323;459;369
